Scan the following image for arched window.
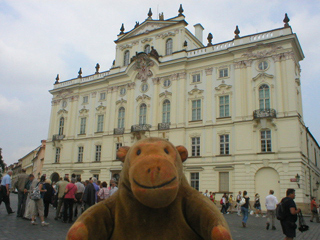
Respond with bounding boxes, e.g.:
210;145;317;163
162;100;170;123
118;107;125;128
259;84;270;110
124;50;130;66
139;103;147;125
166;38;173;55
59;117;64;135
144;45;150;54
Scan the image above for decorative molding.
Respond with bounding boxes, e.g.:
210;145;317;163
170;73;179;81
252;73;274;82
188;86;204;95
178;72;187;80
189;132;201;138
116;98;127;105
272;51;295;62
242;45;283;59
136;94;151;101
156;31;176;39
134;54;154;81
55;89;73;99
95;104;106;112
70;95;79;102
127;82;135;89
107;86;119;93
141;38;152;43
215;83;232;91
79;107;89;114
159;90;172;98
57;109;68;115
152;77;161;85
119;44;133;51
205;67;213;76
295;78;301;86
234;60;253;69
132;23;170;37
91;92;97;98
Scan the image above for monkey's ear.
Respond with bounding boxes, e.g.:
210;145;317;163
117;146;130;163
176;145;188;162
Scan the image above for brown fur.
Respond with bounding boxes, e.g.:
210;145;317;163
66;138;232;240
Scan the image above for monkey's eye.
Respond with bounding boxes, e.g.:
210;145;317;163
164;148;169;154
137;149;141;155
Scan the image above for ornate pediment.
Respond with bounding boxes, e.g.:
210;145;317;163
242;45;283;59
57;109;68;115
129;22;171;37
215;83;232;91
133;54;154;81
79;107;89;114
116;98;127;105
159;90;172;98
252;73;274;81
188;86;204;95
96;104;106;112
136;94;151;101
55;89;73;99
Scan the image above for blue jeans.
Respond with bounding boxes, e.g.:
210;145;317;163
241;207;249;223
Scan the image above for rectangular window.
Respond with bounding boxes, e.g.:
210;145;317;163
191;137;201;156
192;74;201;83
95;145;101;162
190;172;199;191
93;174;99;180
219;172;229;192
83;96;88;104
74;174;81;180
261;130;272;152
116;143;122;158
220;135;230;155
80;117;86;134
219;95;230;117
55;148;61;163
97;115;104;132
100;92;106;100
219;68;228;78
78;146;84;162
192;99;201;121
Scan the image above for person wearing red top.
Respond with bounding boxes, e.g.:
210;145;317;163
63;178;77;223
310;197;320;223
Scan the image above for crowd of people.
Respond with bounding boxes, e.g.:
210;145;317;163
0;169;119;226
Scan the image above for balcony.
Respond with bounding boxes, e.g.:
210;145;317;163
131;124;152;132
52;134;65;141
253;109;276;119
114;128;125;135
158;122;170;130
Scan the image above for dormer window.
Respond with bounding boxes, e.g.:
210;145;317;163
144;45;151;54
166;39;173;55
124;50;130;66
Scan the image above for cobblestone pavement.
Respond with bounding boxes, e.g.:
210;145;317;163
1;194;319;240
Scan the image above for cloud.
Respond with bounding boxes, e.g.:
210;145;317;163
0;94;22;113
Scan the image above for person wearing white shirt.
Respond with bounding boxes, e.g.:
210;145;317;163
265;189;278;230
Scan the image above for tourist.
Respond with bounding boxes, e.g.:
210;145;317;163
82;179;96;210
74;177;85;218
13;168;29;217
0;170;15;214
54;177;68;220
23;174;36;220
254;193;262;217
98;181;110;201
109;178;118;196
220;193;227;214
265;189;278;230
30;175;49;226
241;190;251;227
210;192;215;204
92;177;100;203
236;191;242;216
63;178;77;223
43;179;54;218
228;195;234;213
310;196;320;223
280;188;301;240
203;189;209;197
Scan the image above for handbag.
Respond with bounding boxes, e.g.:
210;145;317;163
62;184;75;199
30;183;41;200
240;197;246;206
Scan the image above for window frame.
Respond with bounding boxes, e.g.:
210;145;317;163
219;172;229;192
219;134;230;155
100;92;106;101
191;137;201;157
55;148;61;163
118;107;125;129
259;84;270;110
116;143;122;159
80;117;86;134
190;172;199;191
139;103;147;125
124;50;130;66
261;129;272;152
97;115;104;132
144;44;151;54
191;99;202;121
83;96;88;104
95;145;102;162
78;146;84;163
166;38;173;55
192;74;201;83
219;95;230;118
219;68;229;78
162;99;171;123
59;117;64;135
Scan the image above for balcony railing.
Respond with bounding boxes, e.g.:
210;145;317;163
253;109;276;119
158;122;170;130
52;134;65;141
131;124;152;132
114;128;125;135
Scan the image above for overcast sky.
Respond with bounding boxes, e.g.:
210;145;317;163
1;0;320;166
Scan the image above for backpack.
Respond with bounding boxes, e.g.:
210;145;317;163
240;197;246;206
30;182;41;200
276;198;290;220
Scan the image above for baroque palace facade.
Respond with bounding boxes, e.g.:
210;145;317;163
43;6;320;210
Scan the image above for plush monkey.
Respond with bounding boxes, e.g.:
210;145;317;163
67;138;232;240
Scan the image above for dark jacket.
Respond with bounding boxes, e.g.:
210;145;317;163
43;183;54;202
82;183;96;206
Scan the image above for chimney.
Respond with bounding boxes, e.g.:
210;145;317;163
194;23;204;43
